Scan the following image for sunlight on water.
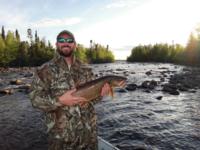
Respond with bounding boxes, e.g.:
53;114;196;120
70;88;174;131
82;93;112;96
94;61;200;150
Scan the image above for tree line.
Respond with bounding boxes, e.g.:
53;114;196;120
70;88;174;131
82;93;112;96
127;25;200;66
0;26;55;67
76;40;114;64
0;26;114;67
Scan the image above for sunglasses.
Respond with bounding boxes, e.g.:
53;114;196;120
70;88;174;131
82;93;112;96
57;38;74;43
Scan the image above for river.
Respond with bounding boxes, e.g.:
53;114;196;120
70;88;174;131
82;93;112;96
0;61;200;150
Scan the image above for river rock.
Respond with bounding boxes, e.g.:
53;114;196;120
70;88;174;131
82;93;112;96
126;83;137;91
189;90;196;93
10;79;23;85
177;84;188;91
116;69;124;71
144;89;151;93
156;96;163;100
162;84;180;95
17;84;31;90
160;77;165;82
0;88;14;95
24;73;33;78
159;67;168;69
123;71;129;75
145;71;152;76
130;71;135;74
141;80;158;89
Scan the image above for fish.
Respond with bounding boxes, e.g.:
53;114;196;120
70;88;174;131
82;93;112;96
73;75;127;102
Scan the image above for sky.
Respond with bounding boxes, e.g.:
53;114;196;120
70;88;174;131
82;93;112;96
0;0;200;60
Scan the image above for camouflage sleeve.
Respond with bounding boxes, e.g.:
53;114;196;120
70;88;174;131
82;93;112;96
85;67;95;81
29;70;61;112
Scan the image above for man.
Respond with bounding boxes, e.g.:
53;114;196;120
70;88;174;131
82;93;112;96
29;30;111;150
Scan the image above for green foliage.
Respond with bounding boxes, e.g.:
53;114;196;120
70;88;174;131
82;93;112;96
0;36;6;66
0;26;115;67
13;41;29;66
0;27;55;67
28;38;55;66
184;32;200;65
74;44;88;63
127;24;200;66
4;31;20;66
86;44;115;63
127;43;185;63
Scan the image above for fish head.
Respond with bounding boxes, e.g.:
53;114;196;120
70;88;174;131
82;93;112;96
109;76;127;88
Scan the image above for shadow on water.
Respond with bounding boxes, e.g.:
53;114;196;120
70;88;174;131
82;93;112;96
0;93;48;150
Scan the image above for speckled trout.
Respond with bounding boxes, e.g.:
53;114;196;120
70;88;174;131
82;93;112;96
72;75;127;101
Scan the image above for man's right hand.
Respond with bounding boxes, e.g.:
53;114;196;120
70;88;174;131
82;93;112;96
58;89;87;106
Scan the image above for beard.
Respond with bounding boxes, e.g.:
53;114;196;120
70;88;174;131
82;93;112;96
57;46;74;57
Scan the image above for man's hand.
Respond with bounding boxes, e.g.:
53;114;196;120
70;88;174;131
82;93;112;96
58;89;87;106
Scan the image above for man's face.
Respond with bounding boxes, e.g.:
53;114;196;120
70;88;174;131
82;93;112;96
56;33;76;57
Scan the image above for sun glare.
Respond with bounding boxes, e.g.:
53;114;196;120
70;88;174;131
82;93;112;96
77;0;200;60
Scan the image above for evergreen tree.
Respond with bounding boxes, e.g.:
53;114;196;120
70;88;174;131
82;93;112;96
14;41;29;66
1;26;5;40
35;30;39;43
86;43;114;63
15;29;20;42
0;27;115;66
27;28;33;43
5;30;20;66
0;36;6;66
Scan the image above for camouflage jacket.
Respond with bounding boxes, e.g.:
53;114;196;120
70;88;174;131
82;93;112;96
29;53;98;149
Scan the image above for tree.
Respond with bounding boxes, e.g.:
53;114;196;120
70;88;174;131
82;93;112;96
5;31;20;66
15;29;20;42
35;30;39;43
75;44;87;62
14;41;29;66
185;33;198;64
90;40;93;50
27;28;33;43
1;26;5;40
0;36;6;66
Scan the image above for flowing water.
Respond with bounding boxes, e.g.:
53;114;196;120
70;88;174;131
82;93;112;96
0;61;200;150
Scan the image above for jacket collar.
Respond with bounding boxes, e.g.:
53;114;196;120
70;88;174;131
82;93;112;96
53;51;81;70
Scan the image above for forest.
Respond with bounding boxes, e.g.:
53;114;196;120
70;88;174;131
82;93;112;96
0;26;114;67
127;26;200;66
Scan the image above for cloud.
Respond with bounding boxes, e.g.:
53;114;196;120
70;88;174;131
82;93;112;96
105;0;138;9
106;1;127;8
78;0;200;49
0;11;28;27
31;17;81;28
0;1;81;28
0;12;81;29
